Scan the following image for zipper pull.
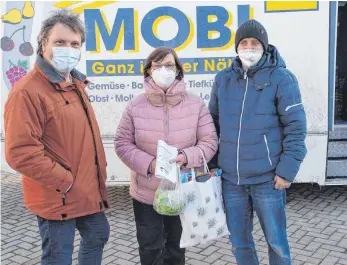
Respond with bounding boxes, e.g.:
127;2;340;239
62;193;66;206
244;70;248;80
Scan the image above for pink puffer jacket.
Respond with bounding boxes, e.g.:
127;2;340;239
115;77;218;205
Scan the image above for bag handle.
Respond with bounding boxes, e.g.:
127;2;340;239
176;164;181;185
190;168;196;182
198;147;210;174
189;148;210;182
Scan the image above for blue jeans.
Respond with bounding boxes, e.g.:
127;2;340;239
37;212;110;265
223;180;291;265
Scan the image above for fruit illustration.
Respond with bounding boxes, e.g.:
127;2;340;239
1;36;15;51
1;9;22;24
2;2;35;90
6;60;28;87
19;42;34;56
1;25;33;56
22;2;35;19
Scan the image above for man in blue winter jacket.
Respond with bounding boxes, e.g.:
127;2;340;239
209;19;307;265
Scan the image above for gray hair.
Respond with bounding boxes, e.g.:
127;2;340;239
37;9;85;55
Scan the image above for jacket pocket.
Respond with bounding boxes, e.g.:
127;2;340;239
137;174;160;192
62;172;74;206
45;96;80;121
263;135;272;166
46;149;74;206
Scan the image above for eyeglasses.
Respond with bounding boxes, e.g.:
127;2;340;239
151;63;176;71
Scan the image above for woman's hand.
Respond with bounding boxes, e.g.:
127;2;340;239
171;153;186;167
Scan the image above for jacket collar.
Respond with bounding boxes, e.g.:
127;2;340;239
144;77;187;107
231;45;286;90
35;55;88;91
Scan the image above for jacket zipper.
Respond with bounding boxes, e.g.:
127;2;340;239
285;103;303;111
237;71;249;185
61;180;74;205
75;89;103;205
62;192;66;205
263;135;272;166
164;96;169;143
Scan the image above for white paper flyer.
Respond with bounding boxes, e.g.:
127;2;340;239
155;140;178;183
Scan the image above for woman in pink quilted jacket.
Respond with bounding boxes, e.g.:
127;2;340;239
114;47;218;265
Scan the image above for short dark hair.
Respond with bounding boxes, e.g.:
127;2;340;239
144;47;184;80
37;9;85;55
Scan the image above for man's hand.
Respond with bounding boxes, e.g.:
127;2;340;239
274;175;291;190
170;153;186;167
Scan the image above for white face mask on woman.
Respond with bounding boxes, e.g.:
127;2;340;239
151;67;176;89
51;47;80;73
238;49;263;68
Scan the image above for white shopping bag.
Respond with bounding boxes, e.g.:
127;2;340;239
179;149;229;248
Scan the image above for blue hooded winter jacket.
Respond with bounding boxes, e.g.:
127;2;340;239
208;45;307;184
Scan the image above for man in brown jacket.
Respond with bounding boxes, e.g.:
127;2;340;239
5;10;109;265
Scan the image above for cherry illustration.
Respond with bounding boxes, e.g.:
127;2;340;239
1;36;15;51
19;25;34;56
1;25;34;56
19;42;33;56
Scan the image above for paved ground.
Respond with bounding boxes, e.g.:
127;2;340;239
1;174;347;265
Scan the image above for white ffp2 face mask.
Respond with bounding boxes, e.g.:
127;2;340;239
151;67;176;89
51;47;80;73
238;49;263;68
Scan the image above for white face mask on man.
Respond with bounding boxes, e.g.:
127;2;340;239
238;49;263;68
51;47;80;73
151;67;176;89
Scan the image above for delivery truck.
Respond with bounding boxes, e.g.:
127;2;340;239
1;1;346;185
